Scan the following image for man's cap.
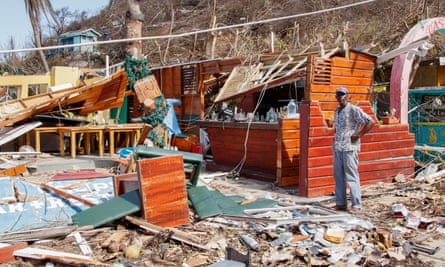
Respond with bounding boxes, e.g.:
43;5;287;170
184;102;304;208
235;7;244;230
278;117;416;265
336;87;348;94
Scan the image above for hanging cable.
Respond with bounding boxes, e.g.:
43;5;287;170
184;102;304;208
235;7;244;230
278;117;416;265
0;0;376;55
229;82;269;177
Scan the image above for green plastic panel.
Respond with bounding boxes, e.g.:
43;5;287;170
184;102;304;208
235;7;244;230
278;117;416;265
71;189;141;227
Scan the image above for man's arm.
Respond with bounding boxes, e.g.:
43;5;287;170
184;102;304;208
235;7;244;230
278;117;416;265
351;119;375;143
359;119;375;137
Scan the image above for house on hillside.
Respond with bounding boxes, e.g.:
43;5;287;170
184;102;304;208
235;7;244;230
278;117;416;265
57;28;101;54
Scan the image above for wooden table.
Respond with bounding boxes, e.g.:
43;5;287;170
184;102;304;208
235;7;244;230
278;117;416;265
30;127;60;154
104;123;144;157
58;126;105;159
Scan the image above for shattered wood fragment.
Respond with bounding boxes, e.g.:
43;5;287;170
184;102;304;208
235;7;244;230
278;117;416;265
125;216;206;250
39;183;96;207
13;247;105;266
72;231;93;256
0;225;82;242
376;228;393;248
239;198;257;205
101;231;128;253
0;163;27;176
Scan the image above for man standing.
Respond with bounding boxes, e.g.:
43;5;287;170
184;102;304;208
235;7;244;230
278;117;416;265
333;87;375;213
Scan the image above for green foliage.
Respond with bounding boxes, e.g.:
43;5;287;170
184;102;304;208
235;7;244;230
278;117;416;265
123;55;152;90
0;62;27;75
124;55;168;147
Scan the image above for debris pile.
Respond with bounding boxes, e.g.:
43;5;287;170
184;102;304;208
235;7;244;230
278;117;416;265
0;154;444;266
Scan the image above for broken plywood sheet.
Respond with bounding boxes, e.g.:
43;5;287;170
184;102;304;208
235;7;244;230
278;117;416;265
214;64;262;103
0;121;42;146
0;177;114;233
136;155;190;227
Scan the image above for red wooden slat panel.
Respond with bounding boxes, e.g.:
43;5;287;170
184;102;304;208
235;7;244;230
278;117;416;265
308;146;334;157
330;57;375;70
362;139;416;151
280;175;299;186
307;155;333;168
137;155;189;227
359;147;414;161
331;67;375;78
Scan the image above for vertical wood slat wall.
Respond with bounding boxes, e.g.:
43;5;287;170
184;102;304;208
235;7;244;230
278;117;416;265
299;51;416;197
276;118;300;186
204;123;278;182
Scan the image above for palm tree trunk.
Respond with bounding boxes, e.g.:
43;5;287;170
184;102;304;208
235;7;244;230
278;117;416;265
30;18;50;73
24;0;60;73
126;0;144;59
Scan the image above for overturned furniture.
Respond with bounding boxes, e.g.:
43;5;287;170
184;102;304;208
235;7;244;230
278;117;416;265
133;145;204;187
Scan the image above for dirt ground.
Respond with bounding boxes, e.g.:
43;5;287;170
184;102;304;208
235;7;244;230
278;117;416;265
1;154;444;267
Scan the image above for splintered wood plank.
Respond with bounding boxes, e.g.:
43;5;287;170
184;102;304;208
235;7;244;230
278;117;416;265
136;155;189;227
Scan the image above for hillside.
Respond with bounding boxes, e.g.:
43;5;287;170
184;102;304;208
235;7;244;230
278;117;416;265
12;0;445;76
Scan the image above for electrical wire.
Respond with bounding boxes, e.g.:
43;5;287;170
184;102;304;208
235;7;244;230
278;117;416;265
0;0;376;55
229;83;269;177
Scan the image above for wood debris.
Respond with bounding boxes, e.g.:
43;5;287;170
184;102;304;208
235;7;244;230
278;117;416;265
0;158;444;266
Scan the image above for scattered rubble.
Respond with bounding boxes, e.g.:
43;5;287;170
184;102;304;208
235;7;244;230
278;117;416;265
0;153;444;267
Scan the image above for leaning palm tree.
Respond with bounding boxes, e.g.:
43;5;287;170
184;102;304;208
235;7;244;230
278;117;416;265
24;0;60;73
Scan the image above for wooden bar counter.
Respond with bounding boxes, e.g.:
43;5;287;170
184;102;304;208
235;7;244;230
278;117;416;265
197;119;299;185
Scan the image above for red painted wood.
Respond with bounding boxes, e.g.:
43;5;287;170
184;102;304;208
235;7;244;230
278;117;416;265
308;136;334;147
307;155;333;167
359;147;414;161
137;155;189;227
281;175;299;186
308;146;334;157
330;57;375;69
298;101;310;196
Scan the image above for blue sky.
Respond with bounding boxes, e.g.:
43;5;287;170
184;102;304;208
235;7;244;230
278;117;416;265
0;1;109;49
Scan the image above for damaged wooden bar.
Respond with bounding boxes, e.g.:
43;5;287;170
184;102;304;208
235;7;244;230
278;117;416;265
198;50;416;197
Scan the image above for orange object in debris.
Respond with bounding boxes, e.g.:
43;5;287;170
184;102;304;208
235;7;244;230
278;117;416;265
191;143;203;154
172;135;199;152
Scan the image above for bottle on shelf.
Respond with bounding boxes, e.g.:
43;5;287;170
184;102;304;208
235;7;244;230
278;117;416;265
286;99;299;118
